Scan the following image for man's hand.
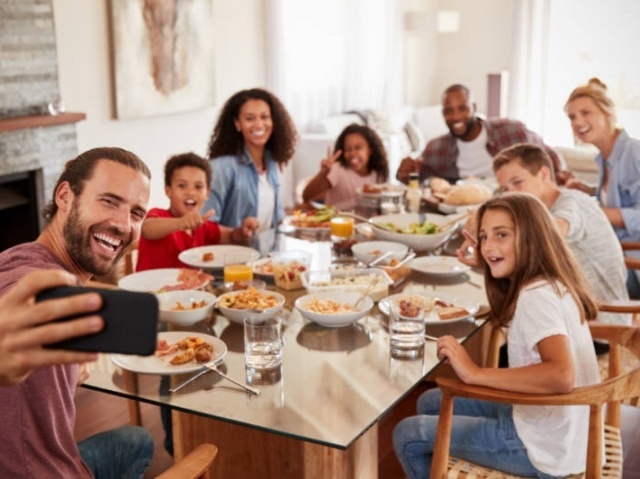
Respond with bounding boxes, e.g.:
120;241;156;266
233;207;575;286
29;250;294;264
396;156;421;184
0;270;104;387
455;213;479;267
179;209;215;231
564;178;597;196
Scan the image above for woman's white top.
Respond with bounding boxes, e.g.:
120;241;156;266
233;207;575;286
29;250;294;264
257;173;275;232
508;280;600;475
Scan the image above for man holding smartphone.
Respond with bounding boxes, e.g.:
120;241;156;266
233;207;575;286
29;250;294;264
0;147;154;478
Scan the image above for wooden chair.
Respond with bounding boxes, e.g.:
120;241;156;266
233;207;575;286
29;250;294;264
155;443;218;479
430;320;640;479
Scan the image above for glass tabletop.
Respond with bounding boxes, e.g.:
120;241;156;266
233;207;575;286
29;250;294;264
83;228;487;450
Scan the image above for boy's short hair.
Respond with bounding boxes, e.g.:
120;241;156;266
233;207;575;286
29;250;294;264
164;153;212;186
492;143;556;182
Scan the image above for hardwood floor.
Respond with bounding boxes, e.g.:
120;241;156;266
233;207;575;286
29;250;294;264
74;386;174;478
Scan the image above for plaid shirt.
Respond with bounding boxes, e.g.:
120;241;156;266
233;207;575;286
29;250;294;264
419;118;564;182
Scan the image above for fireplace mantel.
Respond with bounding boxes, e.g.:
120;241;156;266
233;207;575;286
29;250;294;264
0;112;86;133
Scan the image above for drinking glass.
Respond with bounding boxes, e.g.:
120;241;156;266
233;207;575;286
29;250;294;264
223;253;254;285
244;316;283;372
330;216;356;258
388;299;425;359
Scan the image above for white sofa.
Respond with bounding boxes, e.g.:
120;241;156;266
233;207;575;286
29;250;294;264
289;105;448;202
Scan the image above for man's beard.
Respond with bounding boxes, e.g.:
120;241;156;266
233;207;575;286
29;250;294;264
63;200;130;276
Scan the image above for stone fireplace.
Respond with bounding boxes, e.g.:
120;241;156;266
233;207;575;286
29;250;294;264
0;0;84;251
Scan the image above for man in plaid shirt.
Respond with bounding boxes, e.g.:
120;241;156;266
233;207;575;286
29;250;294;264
397;84;571;185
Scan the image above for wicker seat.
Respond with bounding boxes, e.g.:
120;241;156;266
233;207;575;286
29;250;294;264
430;321;640;479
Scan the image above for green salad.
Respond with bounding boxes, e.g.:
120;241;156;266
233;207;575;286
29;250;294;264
379;220;441;235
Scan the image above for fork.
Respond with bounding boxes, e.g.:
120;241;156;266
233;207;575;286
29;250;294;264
205;363;260;395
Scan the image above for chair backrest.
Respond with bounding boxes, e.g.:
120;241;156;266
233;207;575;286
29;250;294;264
155;443;218;479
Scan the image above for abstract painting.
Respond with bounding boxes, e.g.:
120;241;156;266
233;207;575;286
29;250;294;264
110;0;216;119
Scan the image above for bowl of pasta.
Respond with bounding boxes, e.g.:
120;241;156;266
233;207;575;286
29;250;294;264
295;291;374;328
156;290;217;326
216;288;285;324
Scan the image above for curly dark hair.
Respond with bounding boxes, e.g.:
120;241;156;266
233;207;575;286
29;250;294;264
334;124;389;181
206;88;298;167
164;152;211;186
43;147;150;222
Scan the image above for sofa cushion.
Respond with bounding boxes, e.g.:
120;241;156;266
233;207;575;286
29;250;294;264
308;113;364;136
404;120;425;152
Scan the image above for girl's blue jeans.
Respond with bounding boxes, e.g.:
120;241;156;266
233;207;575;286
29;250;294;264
393;388;562;479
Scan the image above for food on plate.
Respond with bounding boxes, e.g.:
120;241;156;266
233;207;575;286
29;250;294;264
311;273;383;288
362;184;383;194
303;298;355;314
273;261;308;291
395;295;430;318
430;177;452;195
170;300;207;311
436;305;469;320
253;259;274;275
218;288;281;310
230;280;251;291
202;252;214;262
289;206;337;228
158;268;213;292
155;336;214;365
381;258;412;283
375;220;441;235
442;183;492;206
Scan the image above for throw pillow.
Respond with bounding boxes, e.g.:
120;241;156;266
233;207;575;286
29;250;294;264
404;121;425;152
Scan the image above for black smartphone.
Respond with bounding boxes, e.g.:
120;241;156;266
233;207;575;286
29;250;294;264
37;286;159;356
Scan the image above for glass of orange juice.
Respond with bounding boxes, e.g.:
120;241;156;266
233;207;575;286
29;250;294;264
223;253;254;285
330;217;356;258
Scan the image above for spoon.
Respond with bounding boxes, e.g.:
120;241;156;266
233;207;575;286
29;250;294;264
354;279;379;309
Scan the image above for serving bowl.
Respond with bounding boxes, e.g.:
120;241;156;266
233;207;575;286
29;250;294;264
368;213;456;253
351;240;408;265
216;289;285;324
156;290;217;326
295;291;373;328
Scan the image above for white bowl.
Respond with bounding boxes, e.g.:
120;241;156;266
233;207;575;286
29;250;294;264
295;291;374;328
216;290;285;324
156;290;217;326
351;241;408;265
301;268;392;302
368;213;454;253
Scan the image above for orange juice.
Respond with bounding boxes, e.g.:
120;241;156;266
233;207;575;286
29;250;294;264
330;217;354;238
224;264;253;283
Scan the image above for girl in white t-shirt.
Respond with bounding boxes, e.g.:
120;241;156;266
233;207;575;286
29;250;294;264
394;193;601;478
302;124;389;207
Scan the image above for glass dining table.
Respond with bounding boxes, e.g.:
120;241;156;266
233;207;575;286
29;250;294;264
83;225;488;478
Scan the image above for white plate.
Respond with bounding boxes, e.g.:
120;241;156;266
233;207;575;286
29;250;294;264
111;332;227;375
117;268;211;293
355;183;407;198
379;291;480;324
281;215;331;233
410;256;471;276
178;245;260;269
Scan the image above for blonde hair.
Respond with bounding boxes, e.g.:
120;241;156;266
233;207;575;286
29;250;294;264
564;77;617;127
476;193;598;327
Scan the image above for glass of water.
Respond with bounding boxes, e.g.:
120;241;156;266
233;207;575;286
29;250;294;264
243;316;283;372
388;297;426;359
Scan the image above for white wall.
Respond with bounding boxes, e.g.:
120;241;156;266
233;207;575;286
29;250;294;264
52;0;266;209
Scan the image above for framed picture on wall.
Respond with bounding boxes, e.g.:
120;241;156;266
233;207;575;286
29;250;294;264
109;0;216;119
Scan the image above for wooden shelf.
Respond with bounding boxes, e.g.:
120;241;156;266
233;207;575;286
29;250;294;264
0;112;86;133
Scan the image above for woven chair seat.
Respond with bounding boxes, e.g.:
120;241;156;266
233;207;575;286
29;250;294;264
445;423;622;479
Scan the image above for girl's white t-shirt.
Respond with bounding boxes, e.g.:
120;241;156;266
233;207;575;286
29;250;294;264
256;173;275;232
508;280;600;475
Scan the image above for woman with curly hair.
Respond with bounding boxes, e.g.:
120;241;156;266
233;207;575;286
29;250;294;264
204;88;298;231
302;123;389;206
565;78;640;297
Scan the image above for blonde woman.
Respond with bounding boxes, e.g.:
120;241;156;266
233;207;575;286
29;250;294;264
565;78;640;297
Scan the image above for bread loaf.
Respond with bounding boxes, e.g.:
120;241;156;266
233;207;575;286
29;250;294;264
443;184;492;206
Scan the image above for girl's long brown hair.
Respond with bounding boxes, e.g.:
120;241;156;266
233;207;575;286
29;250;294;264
476;193;598;327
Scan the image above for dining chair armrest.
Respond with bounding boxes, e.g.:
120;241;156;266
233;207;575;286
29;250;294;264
155;443;218;479
596;300;640;314
621;241;640;251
